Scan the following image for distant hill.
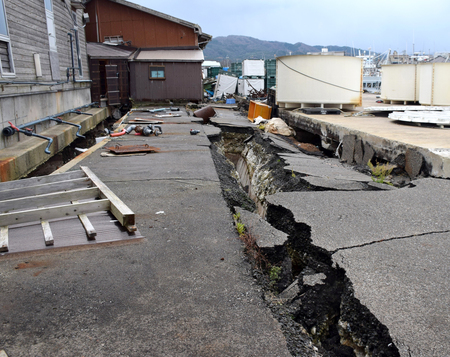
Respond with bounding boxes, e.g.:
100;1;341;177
204;35;362;64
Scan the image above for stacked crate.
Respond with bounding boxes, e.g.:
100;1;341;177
238;59;265;96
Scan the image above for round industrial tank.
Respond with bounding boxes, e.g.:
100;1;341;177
418;63;450;106
275;55;362;109
381;64;419;103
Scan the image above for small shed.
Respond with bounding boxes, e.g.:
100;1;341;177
87;42;136;106
129;48;204;102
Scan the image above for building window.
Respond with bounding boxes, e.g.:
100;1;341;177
0;0;15;76
44;0;57;52
149;65;165;79
104;35;124;45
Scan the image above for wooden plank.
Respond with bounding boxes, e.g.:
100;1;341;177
0;226;8;252
51;139;111;175
80;167;136;232
72;200;96;240
0;178;92;202
0;199;110;226
0;170;86;193
0;187;100;214
41;220;54;246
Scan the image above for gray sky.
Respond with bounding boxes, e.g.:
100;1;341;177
132;0;449;54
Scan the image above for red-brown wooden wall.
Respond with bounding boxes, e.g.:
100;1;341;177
85;0;198;48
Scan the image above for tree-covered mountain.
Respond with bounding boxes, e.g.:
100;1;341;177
204;35;362;64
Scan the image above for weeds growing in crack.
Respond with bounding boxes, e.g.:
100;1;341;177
233;212;269;271
368;160;394;185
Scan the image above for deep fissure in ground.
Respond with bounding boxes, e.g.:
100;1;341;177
210;128;400;357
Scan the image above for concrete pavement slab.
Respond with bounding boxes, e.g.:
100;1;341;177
266;177;450;356
279;153;372;183
0;113;292;356
334;232;450;357
267;178;450;252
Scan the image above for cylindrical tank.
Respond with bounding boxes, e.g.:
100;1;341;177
381;64;419;102
419;63;450;106
276;55;362;109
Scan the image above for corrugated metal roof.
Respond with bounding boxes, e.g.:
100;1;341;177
134;49;204;62
87;42;136;59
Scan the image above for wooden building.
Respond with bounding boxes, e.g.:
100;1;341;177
87;42;135;107
85;0;211;103
0;0;92;149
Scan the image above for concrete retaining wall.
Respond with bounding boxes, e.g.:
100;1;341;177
0;107;108;182
0;87;92;150
280;109;450;179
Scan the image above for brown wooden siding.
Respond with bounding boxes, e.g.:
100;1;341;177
85;0;198;48
130;62;202;102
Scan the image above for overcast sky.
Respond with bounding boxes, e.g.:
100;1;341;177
131;0;449;55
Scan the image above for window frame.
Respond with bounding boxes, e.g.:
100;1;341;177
0;0;15;77
149;65;166;80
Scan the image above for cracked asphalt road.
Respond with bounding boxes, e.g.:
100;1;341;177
267;178;450;356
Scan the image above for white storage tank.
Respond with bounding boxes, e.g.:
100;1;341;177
276;55;362;109
381;64;419;104
418;63;450;106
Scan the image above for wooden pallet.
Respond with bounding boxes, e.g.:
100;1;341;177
0;166;136;253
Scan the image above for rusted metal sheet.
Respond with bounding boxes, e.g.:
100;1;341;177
104;144;161;154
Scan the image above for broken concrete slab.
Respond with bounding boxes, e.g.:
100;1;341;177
277;279;300;303
267;176;450;356
362;141;375;166
267;177;450;252
262;133;301;153
301;176;368;191
210;109;256;129
279;153;372;183
203;125;221;138
333;232;450;357
353;138;364;165
235;207;288;248
341;134;356;163
405;148;424;178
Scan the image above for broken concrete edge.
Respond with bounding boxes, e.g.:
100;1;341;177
280;110;450;179
0;108;109;182
234;207;288;249
263;201;400;355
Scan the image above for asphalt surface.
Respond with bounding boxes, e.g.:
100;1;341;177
0;108;292;357
2;104;449;357
267;178;450;357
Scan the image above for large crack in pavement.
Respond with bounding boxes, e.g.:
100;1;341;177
209;126;450;357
